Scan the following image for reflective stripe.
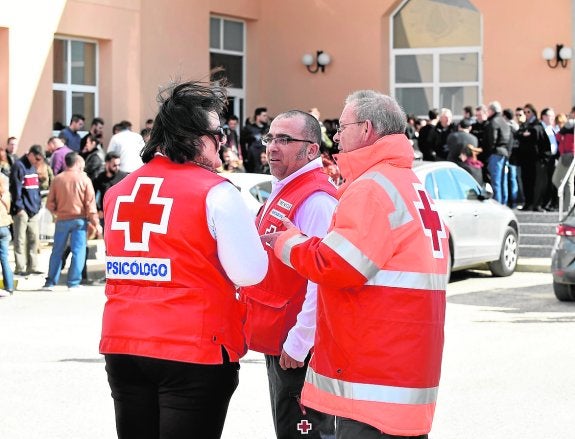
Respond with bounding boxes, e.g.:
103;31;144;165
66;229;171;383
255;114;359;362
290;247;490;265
357;172;413;229
323;231;380;280
281;234;310;269
365;269;447;290
306;367;438;405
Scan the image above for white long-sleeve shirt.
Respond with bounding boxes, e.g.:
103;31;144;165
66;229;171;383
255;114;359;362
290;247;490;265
260;158;337;361
206;181;268;286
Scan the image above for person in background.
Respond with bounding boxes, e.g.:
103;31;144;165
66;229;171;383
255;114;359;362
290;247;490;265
0;143;15;178
100;79;268;439
49;136;74;175
59;114;85;152
241;110;337;439
42;153;101;291
107;120;145;173
220;147;245;173
262;90;448;439
81;117;105;150
0;174;14;297
552;111;575;209
503;108;521;208
484;101;511;205
81;133;106;183
93;152;127;229
9;145;45;276
242;107;269;172
223;115;242;161
6;136;18;157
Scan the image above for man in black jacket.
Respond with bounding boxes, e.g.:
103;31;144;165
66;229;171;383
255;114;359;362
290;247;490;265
485;101;511;205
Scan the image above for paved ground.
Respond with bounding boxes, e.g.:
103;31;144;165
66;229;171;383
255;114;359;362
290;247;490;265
1;244;570;439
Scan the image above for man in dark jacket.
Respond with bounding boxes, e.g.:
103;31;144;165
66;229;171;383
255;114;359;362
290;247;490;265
485;101;511;205
517;104;551;211
9;144;44;276
241;107;269;172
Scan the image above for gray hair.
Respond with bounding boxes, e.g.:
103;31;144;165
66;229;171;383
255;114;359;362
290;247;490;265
345;90;406;136
488;101;502;114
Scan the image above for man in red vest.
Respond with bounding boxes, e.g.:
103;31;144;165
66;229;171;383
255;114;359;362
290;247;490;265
241;110;337;438
263;91;449;439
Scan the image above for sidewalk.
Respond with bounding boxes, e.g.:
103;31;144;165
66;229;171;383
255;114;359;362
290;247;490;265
9;240;549;291
10;239;106;291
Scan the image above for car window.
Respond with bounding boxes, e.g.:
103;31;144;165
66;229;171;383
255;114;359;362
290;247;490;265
250;181;272;204
431;168;463;200
449;168;481;200
424;174;438;199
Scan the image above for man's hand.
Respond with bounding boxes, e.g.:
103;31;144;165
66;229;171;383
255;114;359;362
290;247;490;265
279;349;304;370
260;216;298;249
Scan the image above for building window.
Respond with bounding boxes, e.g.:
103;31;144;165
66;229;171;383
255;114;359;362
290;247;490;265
210;16;245;123
52;38;98;131
391;0;481;118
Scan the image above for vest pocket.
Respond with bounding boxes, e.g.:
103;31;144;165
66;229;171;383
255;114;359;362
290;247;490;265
242;288;291;356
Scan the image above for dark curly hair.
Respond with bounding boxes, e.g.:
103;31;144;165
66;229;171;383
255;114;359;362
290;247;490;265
141;79;227;164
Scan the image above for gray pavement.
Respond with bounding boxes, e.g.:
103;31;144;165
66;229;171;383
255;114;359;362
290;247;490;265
1;244;568;439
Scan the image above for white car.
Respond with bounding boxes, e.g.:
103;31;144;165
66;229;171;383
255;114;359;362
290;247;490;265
221;172;273;217
413;160;519;277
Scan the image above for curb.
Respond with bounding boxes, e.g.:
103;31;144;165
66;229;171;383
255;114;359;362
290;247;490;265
515;258;551;274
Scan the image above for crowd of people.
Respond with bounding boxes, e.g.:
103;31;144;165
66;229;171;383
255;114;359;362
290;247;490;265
410;103;575;212
0;116;141;296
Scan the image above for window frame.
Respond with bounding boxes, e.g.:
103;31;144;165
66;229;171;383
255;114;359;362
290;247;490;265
52;36;99;134
389;0;483;119
210;16;246;123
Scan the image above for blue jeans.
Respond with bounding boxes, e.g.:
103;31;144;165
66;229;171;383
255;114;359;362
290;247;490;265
507;163;519;207
0;226;14;291
488;154;508;205
46;218;87;287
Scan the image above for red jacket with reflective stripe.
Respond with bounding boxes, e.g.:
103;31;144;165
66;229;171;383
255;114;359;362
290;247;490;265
241;168;336;355
274;135;449;435
100;156;246;364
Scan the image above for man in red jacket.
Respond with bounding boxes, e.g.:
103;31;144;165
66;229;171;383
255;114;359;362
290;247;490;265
241;110;337;438
263;91;449;439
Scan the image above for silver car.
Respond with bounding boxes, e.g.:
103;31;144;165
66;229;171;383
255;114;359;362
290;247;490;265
551;205;575;301
413;161;519;277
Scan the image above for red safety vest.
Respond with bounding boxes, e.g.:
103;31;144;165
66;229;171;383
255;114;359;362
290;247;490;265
100;155;246;364
275;135;449;435
241;168;336;355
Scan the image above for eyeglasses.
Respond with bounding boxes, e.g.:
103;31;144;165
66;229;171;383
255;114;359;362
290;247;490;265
261;134;315;147
336;121;365;134
210;126;227;144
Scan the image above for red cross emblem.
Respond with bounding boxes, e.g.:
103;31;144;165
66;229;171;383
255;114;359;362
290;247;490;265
111;177;173;251
297;420;312;434
413;183;446;258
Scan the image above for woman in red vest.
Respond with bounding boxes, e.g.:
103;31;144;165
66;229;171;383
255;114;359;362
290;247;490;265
100;80;268;439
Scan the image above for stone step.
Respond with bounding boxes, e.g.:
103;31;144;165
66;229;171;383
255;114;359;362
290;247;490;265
519;234;557;246
519;245;554;258
519;223;557;234
514;210;561;224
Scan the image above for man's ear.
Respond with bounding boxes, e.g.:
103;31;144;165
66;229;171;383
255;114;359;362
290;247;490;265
308;142;320;159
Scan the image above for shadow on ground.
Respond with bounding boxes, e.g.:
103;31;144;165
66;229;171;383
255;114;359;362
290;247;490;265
448;270;575;322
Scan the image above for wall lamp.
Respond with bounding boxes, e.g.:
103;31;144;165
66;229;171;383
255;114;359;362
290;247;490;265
302;50;331;74
542;44;572;68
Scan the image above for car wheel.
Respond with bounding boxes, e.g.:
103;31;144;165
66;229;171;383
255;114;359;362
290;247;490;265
488;227;518;277
553;281;575;302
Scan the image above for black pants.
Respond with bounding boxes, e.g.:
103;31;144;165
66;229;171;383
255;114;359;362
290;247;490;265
105;353;239;439
336;417;428;439
265;354;335;439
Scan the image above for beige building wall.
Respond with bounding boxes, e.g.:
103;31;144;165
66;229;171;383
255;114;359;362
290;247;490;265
0;0;572;150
